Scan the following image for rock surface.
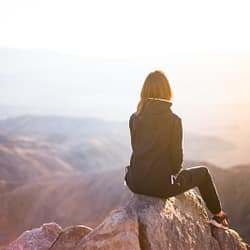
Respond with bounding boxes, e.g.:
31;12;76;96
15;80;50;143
6;190;249;250
50;225;92;250
7;223;63;250
77;207;140;250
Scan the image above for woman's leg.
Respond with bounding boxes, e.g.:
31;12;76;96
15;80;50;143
172;166;222;214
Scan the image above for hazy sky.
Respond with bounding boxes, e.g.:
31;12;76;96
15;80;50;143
1;0;250;56
0;0;250;128
1;1;250;167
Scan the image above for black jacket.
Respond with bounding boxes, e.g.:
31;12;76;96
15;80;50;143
125;99;183;196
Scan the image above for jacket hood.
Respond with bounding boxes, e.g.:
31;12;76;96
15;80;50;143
141;98;173;115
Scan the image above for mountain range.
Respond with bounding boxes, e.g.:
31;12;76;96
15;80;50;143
0;115;249;246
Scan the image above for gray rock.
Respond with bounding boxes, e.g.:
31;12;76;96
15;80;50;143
77;190;248;250
6;190;249;250
50;225;92;250
7;223;62;250
212;227;249;250
132;191;248;250
77;207;140;250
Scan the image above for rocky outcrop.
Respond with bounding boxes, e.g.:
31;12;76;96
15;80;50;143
77;207;140;250
50;225;92;250
7;190;249;250
7;223;63;250
6;224;92;250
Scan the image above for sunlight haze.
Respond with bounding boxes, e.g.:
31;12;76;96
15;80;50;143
1;0;250;56
0;0;250;166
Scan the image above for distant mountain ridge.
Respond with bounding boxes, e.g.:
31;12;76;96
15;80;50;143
0;133;74;182
0;115;249;246
0;114;236;168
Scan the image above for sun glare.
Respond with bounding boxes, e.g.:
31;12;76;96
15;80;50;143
0;0;250;56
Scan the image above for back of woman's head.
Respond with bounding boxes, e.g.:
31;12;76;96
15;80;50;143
136;70;173;113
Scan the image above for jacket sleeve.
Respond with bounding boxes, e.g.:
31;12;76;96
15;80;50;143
170;117;183;175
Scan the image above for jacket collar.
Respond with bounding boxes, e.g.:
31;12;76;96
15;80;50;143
141;98;173;115
147;97;172;104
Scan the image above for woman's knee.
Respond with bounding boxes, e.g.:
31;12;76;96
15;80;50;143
200;165;209;173
189;165;211;179
197;166;213;181
188;165;209;174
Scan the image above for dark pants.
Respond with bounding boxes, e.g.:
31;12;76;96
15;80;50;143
163;166;222;214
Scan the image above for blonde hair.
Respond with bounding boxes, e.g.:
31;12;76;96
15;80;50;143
136;70;173;113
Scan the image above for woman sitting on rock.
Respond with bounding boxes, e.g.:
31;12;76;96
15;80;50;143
124;70;229;229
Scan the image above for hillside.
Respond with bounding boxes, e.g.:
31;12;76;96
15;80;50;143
0;133;74;182
0;169;130;246
0;116;249;246
0;116;131;170
1;163;250;246
0;115;236;169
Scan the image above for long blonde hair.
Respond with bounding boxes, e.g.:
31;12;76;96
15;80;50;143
136;70;173;114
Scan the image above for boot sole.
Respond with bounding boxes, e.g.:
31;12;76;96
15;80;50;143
210;219;229;230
